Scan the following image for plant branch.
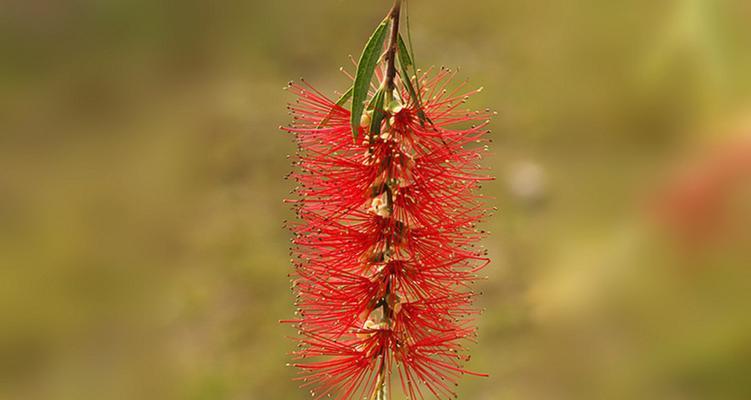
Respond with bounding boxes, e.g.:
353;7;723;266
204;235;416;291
383;0;402;95
370;4;402;400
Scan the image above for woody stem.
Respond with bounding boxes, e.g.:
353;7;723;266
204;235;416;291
371;3;401;400
384;0;402;96
380;0;401;340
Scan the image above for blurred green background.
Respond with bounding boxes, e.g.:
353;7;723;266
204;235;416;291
1;0;751;399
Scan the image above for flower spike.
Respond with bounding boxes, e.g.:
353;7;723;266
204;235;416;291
283;2;494;399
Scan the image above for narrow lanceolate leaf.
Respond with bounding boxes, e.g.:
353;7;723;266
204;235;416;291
317;86;353;128
397;35;413;68
398;62;418;106
351;19;390;141
397;35;418;99
369;89;386;138
397;34;428;126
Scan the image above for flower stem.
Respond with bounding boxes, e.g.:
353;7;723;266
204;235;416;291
370;357;387;400
371;3;401;400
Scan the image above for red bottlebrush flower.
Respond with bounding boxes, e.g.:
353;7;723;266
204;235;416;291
282;2;494;399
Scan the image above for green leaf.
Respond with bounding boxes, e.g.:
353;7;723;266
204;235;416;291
397;35;413;69
317;86;353;128
337;86;354;104
399;63;418;104
351;19;390;142
401;7;431;127
369;89;386;138
397;35;418;100
397;34;427;126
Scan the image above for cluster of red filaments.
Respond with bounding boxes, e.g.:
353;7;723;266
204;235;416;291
283;66;494;400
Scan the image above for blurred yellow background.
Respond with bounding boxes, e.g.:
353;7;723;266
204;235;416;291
1;0;750;399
